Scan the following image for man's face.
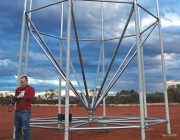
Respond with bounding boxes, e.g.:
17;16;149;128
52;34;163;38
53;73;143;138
20;78;28;87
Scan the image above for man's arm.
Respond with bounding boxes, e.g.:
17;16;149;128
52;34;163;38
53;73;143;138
23;87;35;101
12;88;21;102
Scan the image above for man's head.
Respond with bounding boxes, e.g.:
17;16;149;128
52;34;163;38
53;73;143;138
20;76;28;87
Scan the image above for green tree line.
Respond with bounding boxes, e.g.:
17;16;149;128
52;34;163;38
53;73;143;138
0;84;180;105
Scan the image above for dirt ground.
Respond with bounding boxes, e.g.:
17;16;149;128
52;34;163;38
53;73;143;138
0;105;179;140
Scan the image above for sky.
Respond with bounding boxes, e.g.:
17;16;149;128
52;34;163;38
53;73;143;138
0;0;180;95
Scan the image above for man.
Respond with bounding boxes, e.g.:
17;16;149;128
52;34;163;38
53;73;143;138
13;76;35;140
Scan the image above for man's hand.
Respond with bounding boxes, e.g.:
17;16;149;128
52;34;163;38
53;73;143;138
11;96;18;105
17;94;23;98
12;96;18;101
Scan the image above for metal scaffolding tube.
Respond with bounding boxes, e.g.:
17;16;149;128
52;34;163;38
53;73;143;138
101;2;106;119
24;0;32;75
77;0;133;4
138;3;158;20
156;0;171;135
145;120;168;127
31;27;88;106
62;37;101;42
95;43;136;107
30;125;64;129
95;22;157;108
30;28;101;41
31;122;58;125
29;116;168;134
64;0;72;139
58;1;64;128
134;0;145;140
14;0;27;139
70;125;140;130
103;33;139;42
93;6;134;108
104;36;133;42
137;3;148;119
112;25;157;95
26;16;88;109
26;0;67;13
17;0;27;87
141;21;158;34
70;122;90;128
18;1;172;140
30;116;166;123
30;31;87;108
26;16;66;79
59;39;89;107
30;20;157;49
91;43;103;108
140;37;148;119
71;7;91;109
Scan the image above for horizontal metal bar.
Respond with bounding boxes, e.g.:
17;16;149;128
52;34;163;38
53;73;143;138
70;125;140;130
31;119;58;122
31;117;57;120
71;122;89;128
30;124;64;130
77;0;133;4
104;34;136;41
145;120;168;127
96;122;138;127
30;122;58;125
26;0;67;13
31;29;101;42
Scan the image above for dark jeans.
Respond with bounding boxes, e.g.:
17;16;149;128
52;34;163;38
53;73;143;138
14;110;31;140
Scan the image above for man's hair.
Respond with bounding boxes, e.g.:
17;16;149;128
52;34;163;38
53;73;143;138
20;75;28;81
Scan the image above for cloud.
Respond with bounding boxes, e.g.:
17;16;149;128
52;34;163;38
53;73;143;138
0;59;17;76
28;77;62;86
29;51;49;62
0;59;14;67
161;13;180;27
167;80;180;87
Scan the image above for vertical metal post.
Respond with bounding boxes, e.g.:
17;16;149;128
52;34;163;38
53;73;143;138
58;2;64;128
64;0;72;139
137;5;147;118
134;0;145;140
156;0;171;134
17;0;27;86
14;0;27;139
24;0;32;75
101;2;106;119
141;48;147;118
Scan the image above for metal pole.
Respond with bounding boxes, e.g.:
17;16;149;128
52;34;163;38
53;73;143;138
97;22;157;103
101;2;106;119
94;6;134;108
64;0;72;139
71;8;90;109
156;0;171;134
134;0;145;140
58;2;64;128
17;0;27;86
91;43;103;108
24;0;32;75
141;46;147;118
137;3;147;118
14;0;27;139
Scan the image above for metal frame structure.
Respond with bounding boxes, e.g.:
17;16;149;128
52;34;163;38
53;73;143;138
16;0;172;140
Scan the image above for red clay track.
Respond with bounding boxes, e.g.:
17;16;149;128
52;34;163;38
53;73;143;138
0;105;179;140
